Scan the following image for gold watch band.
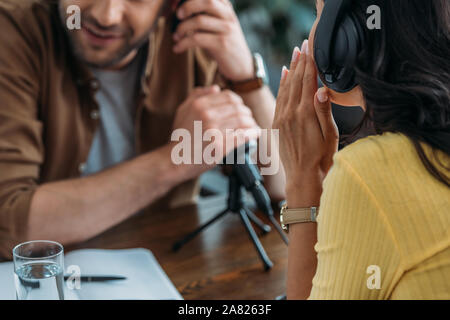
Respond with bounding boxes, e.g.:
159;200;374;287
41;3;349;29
280;204;318;231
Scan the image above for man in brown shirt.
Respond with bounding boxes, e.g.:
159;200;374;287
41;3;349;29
0;0;284;258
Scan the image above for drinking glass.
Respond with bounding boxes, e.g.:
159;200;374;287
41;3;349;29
13;240;65;300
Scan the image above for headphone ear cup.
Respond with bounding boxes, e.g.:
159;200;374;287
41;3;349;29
325;14;362;93
334;16;359;91
331;26;349;67
313;0;365;93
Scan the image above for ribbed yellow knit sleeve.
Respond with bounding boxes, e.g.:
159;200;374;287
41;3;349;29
308;153;404;300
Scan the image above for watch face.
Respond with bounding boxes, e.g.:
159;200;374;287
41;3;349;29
280;208;287;230
254;53;269;85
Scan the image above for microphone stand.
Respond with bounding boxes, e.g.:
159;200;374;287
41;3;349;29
173;167;278;271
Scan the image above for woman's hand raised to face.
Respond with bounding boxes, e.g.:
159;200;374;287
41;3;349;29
273;40;339;208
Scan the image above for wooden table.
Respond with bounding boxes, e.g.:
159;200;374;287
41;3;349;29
68;195;288;300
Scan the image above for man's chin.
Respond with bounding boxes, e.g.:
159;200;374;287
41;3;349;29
68;31;150;69
72;39;145;69
79;54;124;69
72;45;133;69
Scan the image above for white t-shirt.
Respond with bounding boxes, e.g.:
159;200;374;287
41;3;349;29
82;52;144;176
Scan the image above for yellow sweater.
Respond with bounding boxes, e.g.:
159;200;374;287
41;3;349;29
308;132;450;300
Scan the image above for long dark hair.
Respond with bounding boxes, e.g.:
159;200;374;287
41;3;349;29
349;0;450;187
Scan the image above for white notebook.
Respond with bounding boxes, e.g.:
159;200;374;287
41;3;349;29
0;248;183;300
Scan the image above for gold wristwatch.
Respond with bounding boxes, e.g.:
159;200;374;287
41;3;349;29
280;203;318;232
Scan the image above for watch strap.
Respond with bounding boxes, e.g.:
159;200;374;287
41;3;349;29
228;78;264;94
280;205;318;231
226;53;267;94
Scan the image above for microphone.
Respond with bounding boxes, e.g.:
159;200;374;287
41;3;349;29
229;142;289;245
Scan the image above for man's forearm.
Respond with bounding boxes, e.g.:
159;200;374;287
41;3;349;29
239;86;286;201
27;144;192;245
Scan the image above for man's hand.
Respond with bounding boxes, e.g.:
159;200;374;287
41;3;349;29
172;0;254;82
171;85;261;177
172;1;286;201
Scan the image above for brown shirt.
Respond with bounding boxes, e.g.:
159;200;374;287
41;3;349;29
0;0;218;258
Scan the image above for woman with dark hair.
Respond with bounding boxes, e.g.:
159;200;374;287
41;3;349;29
273;0;449;299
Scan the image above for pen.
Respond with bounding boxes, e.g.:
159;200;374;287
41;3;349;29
20;275;127;289
63;275;127;282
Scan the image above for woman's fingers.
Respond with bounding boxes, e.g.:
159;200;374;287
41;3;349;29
275;62;301;127
280;66;289;85
287;41;308;108
278;66;289;98
314;87;339;145
281;45;301;106
301;49;319;113
275;41;308;123
274;66;290;121
289;46;301;73
282;43;303;93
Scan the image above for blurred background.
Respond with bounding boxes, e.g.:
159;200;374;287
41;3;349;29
233;0;315;94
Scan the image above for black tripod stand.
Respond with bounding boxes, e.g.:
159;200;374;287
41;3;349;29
172;171;274;271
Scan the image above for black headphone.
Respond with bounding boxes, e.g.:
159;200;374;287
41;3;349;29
314;0;365;93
